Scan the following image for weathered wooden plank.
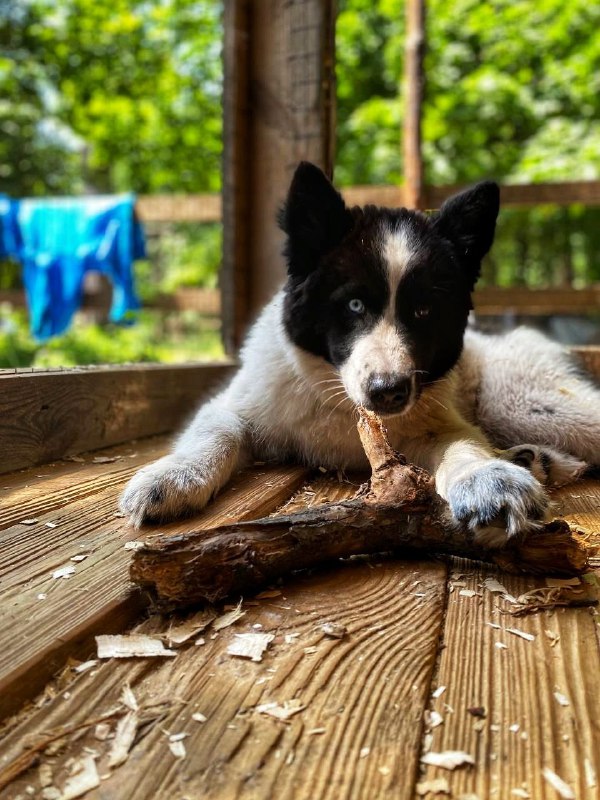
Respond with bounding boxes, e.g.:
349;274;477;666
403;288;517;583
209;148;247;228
136;193;221;223
344;180;600;210
221;0;336;351
474;285;600;317
0;476;448;800
0;363;234;474
418;479;600;799
0;458;308;721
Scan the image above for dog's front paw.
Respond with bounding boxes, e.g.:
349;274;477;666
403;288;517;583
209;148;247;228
502;445;587;488
120;456;215;527
447;461;549;548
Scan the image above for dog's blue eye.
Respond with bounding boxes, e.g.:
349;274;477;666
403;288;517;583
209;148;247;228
348;298;365;314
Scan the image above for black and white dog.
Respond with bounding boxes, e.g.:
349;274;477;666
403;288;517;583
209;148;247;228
121;162;599;546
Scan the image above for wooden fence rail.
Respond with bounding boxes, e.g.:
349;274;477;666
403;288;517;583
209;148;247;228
134;180;600;223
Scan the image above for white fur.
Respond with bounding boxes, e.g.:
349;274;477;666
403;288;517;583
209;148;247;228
121;293;596;545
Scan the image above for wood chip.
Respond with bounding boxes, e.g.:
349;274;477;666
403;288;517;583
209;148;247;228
483;577;510;594
192;713;207;723
92;455;120;463
96;634;177;659
425;710;444;728
108;711;139;767
60;755;100;799
421;751;475;770
227;632;275;662
70;554;88;562
94;722;112;741
542;768;575;799
256;699;306;720
458;589;477;597
416;777;451;796
359;747;370;758
167;608;217;646
120;685;138;712
52;566;76;579
506;627;535;642
431;686;446;699
73;660;98;674
124;541;145;551
38;763;53;788
321;622;347;639
494;642;508;650
20;518;39;525
212;600;245;631
585;758;597;789
168;739;186;759
554;691;570;707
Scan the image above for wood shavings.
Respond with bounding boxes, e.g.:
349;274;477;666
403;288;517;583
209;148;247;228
321;622;347;639
20;518;39;525
94;722;112;741
431;686;446;699
212;600;245;631
70;554;88;562
546;577;581;588
96;634;177;659
166;608;217;646
38;763;53;788
307;727;326;735
227;632;275;662
483;577;510;594
192;713;207;723
495;642;508;650
416;778;450;796
256;699;306;721
359;747;370;758
42;787;61;800
60;755;100;799
124;540;145;551
45;522;58;529
553;691;570;707
545;629;560;646
458;589;477;598
107;711;139;767
421;750;475;770
541;768;575;799
585;758;597;789
120;685;138;712
52;565;76;579
506;627;535;642
509;723;520;733
425;710;444;728
168;739;186;759
73;660;97;674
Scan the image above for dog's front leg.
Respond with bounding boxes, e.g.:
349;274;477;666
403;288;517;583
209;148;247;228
120;398;250;527
426;429;549;547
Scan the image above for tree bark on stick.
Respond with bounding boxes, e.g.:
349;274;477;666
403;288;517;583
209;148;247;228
130;410;589;608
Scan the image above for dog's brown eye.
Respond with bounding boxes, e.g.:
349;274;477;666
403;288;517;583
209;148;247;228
415;307;430;319
348;298;365;314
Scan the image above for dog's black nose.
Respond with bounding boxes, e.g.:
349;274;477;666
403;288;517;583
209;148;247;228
367;374;413;413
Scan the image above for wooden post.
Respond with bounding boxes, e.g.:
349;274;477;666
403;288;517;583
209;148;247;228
221;0;336;354
403;0;425;210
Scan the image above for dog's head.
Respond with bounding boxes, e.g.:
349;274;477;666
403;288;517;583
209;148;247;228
280;162;499;416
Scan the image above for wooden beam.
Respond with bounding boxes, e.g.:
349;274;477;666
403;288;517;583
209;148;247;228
221;0;337;352
403;0;426;210
135;194;221;223
0;363;234;474
473;285;600;316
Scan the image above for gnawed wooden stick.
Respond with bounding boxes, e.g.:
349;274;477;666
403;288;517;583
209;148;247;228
130;409;589;607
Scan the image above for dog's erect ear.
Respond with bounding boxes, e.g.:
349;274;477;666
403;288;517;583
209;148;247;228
432;181;500;287
278;162;353;278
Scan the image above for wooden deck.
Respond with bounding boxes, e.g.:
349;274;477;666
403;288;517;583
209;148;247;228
0;440;599;799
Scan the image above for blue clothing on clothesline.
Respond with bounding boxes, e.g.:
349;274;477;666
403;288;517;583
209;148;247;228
2;193;145;340
0;194;22;260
